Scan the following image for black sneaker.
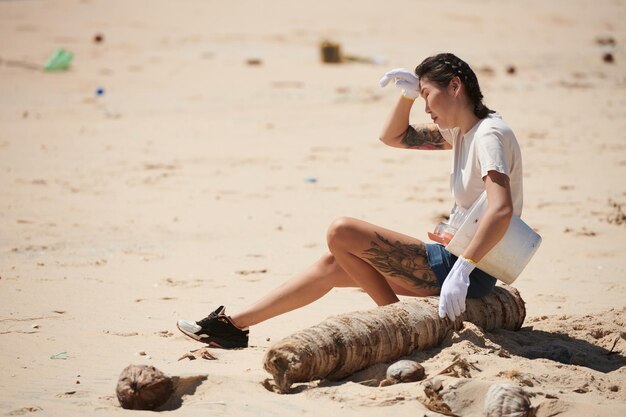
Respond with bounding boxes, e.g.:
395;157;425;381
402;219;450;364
176;306;249;349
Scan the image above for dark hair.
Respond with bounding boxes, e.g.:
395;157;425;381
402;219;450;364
415;53;494;119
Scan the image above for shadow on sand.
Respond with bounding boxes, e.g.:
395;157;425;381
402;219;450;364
324;323;625;390
485;326;625;373
158;375;208;411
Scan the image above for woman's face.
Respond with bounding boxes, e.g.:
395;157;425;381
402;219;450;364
419;77;459;129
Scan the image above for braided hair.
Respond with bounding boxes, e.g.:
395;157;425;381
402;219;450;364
415;53;494;119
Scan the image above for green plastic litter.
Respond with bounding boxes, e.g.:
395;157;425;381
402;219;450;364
49;351;68;360
44;49;74;71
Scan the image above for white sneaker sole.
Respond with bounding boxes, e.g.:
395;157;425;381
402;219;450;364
177;320;205;341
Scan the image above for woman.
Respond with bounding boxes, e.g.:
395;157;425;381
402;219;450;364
177;53;522;349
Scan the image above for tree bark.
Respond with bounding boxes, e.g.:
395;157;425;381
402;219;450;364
263;285;525;393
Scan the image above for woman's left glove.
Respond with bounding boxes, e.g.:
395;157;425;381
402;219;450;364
438;256;476;321
379;68;420;100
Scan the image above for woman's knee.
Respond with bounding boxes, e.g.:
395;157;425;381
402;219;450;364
317;252;338;271
314;252;353;287
326;216;362;250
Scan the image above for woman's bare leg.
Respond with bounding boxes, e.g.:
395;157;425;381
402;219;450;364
230;217;440;328
326;216;440;302
231;253;353;328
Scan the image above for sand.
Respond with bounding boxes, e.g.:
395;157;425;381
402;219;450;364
1;0;625;415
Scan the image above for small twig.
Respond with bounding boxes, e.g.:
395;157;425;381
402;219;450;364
419;387;461;417
0;330;38;335
355;378;379;386
0;57;42;71
608;335;621;355
430;355;480;379
0;315;57;322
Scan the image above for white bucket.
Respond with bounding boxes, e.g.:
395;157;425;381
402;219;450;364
445;192;542;284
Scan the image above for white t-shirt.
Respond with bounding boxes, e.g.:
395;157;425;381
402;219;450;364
439;113;523;227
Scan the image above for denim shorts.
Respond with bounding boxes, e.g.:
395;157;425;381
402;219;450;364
425;243;497;299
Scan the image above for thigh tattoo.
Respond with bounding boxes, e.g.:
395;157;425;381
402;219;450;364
362;232;439;289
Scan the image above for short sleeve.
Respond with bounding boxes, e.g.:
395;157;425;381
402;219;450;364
475;129;510;178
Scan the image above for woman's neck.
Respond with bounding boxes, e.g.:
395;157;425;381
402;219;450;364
457;108;481;136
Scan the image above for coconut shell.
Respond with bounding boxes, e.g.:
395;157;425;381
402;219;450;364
116;364;174;410
484;382;533;417
386;359;425;383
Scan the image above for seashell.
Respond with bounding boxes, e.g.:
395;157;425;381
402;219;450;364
116;364;173;410
379;379;394;387
423;377;443;392
484;382;532;417
385;360;425;384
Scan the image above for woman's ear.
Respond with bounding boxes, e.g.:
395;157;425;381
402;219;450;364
449;76;462;97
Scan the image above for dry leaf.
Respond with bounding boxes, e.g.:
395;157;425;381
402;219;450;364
178;347;217;361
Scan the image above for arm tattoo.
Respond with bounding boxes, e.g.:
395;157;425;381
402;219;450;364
401;124;447;150
362;232;439;290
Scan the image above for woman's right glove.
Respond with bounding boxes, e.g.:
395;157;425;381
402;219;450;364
438;256;475;321
379;68;420;100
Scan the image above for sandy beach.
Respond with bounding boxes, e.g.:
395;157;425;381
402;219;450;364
1;0;625;415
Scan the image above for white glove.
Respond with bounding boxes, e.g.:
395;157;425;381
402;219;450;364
438;256;476;321
379;68;420;99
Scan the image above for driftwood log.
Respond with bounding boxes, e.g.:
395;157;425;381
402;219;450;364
264;285;525;393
